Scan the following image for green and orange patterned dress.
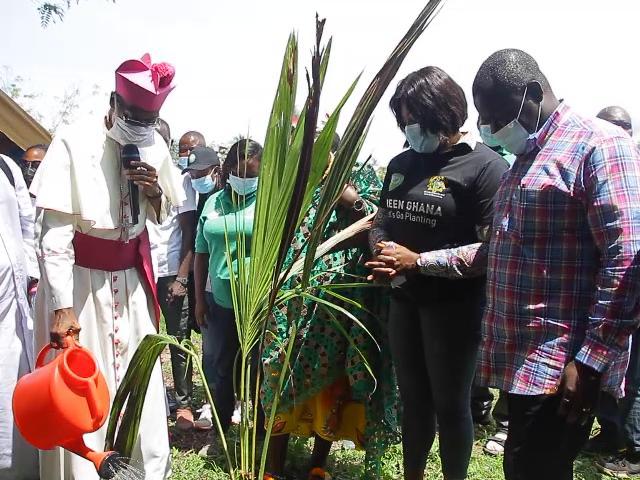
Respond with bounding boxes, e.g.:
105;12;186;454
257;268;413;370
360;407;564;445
261;163;400;478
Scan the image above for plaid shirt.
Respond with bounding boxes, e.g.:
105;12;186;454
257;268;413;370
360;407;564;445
476;103;640;396
395;103;640;395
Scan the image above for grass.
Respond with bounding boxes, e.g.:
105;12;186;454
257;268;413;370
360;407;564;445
159;326;609;479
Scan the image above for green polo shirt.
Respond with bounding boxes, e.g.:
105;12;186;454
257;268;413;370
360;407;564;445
195;188;256;309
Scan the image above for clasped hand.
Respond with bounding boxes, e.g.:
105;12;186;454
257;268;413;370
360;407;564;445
365;241;420;282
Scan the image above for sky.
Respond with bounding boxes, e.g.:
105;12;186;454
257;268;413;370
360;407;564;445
3;0;640;164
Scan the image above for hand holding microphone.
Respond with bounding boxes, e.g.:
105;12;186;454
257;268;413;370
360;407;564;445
122;144;162;224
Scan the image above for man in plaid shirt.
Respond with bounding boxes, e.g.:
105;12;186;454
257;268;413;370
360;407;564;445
473;49;640;479
372;49;640;479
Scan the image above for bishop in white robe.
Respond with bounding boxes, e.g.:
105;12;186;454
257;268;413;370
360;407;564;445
30;54;185;480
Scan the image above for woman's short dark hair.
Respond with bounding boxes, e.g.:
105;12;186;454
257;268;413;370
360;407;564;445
224;138;263;168
390;66;467;136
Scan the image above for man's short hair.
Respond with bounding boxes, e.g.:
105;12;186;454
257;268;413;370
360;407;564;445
181;131;206;146
25;144;49;153
473;49;550;96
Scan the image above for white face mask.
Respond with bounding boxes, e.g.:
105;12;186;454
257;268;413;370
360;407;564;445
107;116;156;148
491;85;542;155
404;123;441;154
227;174;258;196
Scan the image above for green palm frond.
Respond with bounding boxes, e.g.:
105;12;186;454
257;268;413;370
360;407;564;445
104;335;236;478
107;3;447;478
301;0;447;284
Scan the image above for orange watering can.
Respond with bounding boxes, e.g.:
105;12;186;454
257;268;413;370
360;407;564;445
13;337;121;478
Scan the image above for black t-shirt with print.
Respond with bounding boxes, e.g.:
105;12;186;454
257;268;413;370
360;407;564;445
380;142;508;303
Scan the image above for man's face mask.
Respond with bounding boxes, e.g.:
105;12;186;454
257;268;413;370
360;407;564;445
19;160;39;187
478;124;501;148
404;123;441;154
191;174;216;194
107;116;156;148
490;85;542;155
178;156;189;170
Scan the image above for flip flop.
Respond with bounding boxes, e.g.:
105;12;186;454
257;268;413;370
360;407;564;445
483;429;508;456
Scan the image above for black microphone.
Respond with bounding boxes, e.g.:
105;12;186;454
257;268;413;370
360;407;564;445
121;144;141;225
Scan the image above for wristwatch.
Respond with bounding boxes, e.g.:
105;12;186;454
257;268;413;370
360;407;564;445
175;276;189;287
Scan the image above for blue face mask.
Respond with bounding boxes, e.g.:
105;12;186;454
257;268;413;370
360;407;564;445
479;124;501;148
191;175;215;194
404;123;440;154
177;156;189;170
491;85;542;155
228;174;258;196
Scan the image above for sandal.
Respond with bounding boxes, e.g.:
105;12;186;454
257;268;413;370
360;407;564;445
483;428;508;456
308;468;332;480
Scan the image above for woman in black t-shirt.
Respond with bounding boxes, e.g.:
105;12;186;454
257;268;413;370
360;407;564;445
366;67;508;480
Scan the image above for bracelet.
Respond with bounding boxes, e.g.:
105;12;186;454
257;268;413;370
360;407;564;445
175;276;188;286
147;185;163;199
352;198;365;212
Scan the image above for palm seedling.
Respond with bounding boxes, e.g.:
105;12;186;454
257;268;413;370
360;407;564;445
105;2;446;478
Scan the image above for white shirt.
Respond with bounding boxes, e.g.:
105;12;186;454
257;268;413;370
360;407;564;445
148;172;197;278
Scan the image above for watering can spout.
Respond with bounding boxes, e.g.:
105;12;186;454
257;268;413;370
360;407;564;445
62;438;119;479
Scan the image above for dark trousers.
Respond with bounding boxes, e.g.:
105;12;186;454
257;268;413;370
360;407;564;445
157;275;194;408
201;296;264;433
471;385;509;427
623;329;640;454
504;394;593;480
388;294;481;479
202;296;239;432
596;329;640;453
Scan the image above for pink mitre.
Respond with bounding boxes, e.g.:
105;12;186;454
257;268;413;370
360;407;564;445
115;53;175;112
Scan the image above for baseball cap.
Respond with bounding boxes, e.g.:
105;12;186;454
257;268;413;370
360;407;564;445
184;146;220;171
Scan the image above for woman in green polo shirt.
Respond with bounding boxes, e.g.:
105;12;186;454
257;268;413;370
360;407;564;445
194;138;262;435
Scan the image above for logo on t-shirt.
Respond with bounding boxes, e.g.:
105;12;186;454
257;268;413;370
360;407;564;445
389;173;404;191
424;176;447;198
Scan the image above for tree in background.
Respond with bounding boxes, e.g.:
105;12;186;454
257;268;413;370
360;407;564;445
1;66;102;134
36;0;115;27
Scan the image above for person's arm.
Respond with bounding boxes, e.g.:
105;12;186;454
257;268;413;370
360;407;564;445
167;178;198;303
416;236;488;278
39;209;81;348
9;158;39;280
375;155;507;279
557;136;640;425
368;236;488;280
194;252;210;328
575;138;640;373
194;211;211;328
166;211;196;302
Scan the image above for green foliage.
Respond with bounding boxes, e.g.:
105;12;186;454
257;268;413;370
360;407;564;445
107;3;447;478
37;1;116;27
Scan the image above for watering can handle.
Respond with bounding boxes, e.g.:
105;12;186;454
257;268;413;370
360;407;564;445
35;336;78;368
85;377;100;420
